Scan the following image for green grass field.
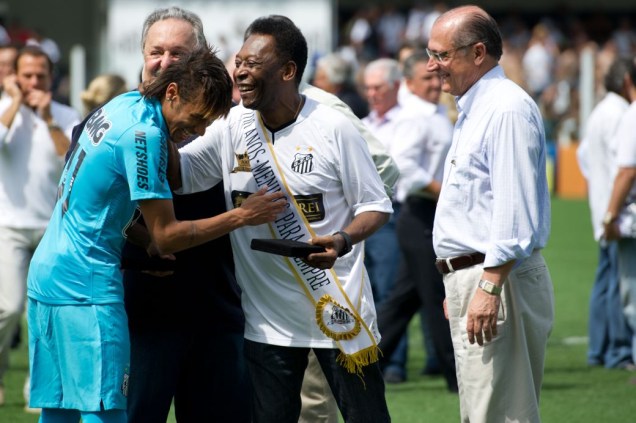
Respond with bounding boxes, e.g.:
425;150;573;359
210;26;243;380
1;198;635;422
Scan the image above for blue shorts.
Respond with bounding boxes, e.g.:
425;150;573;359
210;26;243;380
27;298;130;411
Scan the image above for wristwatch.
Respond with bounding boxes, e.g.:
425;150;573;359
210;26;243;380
478;279;502;296
333;231;352;257
602;211;616;226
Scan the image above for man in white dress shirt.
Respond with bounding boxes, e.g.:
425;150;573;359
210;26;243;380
603;57;636;369
374;50;458;391
361;58;409;383
429;6;554;422
0;45;80;409
577;58;634;370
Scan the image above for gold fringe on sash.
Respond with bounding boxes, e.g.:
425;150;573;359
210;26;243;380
336;345;381;375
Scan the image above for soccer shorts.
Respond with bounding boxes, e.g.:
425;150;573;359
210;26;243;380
27;298;130;411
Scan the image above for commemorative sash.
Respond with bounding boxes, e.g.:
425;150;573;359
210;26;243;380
240;110;379;374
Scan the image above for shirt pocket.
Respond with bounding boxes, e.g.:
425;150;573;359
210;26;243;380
442;152;474;205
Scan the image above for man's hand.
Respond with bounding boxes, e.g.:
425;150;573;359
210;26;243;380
603;221;621;241
24;88;53;120
142;241;176;277
466;288;500;346
301;233;341;270
2;75;22;102
238;186;287;225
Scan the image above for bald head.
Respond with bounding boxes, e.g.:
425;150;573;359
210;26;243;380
438;5;487;21
426;5;502;96
435;5;503;61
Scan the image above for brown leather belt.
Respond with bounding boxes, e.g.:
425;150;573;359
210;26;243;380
435;252;485;274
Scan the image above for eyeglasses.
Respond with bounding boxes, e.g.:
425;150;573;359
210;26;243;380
425;42;479;63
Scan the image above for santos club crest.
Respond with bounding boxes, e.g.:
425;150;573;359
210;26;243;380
291;150;314;174
316;294;361;341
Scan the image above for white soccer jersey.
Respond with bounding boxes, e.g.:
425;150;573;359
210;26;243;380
179;98;392;348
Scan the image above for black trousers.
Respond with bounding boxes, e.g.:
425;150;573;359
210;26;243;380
244;341;391;423
126;328;250;423
376;196;458;391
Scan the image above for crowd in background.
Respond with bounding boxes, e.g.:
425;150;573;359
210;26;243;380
3;4;636;143
324;3;636;145
0;18;70;105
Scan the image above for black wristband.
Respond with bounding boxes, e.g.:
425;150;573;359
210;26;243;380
333;231;352;257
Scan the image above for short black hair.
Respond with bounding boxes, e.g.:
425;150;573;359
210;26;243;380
244;15;308;85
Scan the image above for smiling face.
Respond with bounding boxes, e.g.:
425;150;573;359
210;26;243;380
426;16;487;97
233;34;285;112
161;83;214;143
406;61;442;104
142;18;196;83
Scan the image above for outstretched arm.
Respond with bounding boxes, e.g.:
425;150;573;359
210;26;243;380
140;186;287;255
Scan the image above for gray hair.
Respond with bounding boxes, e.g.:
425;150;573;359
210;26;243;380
140;6;206;52
604;57;635;94
316;53;351;85
445;7;503;61
364;58;402;85
402;50;430;79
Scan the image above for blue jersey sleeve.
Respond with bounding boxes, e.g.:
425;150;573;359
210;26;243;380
117;124;172;201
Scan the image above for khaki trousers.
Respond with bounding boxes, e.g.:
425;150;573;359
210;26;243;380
444;251;554;423
299;350;339;423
